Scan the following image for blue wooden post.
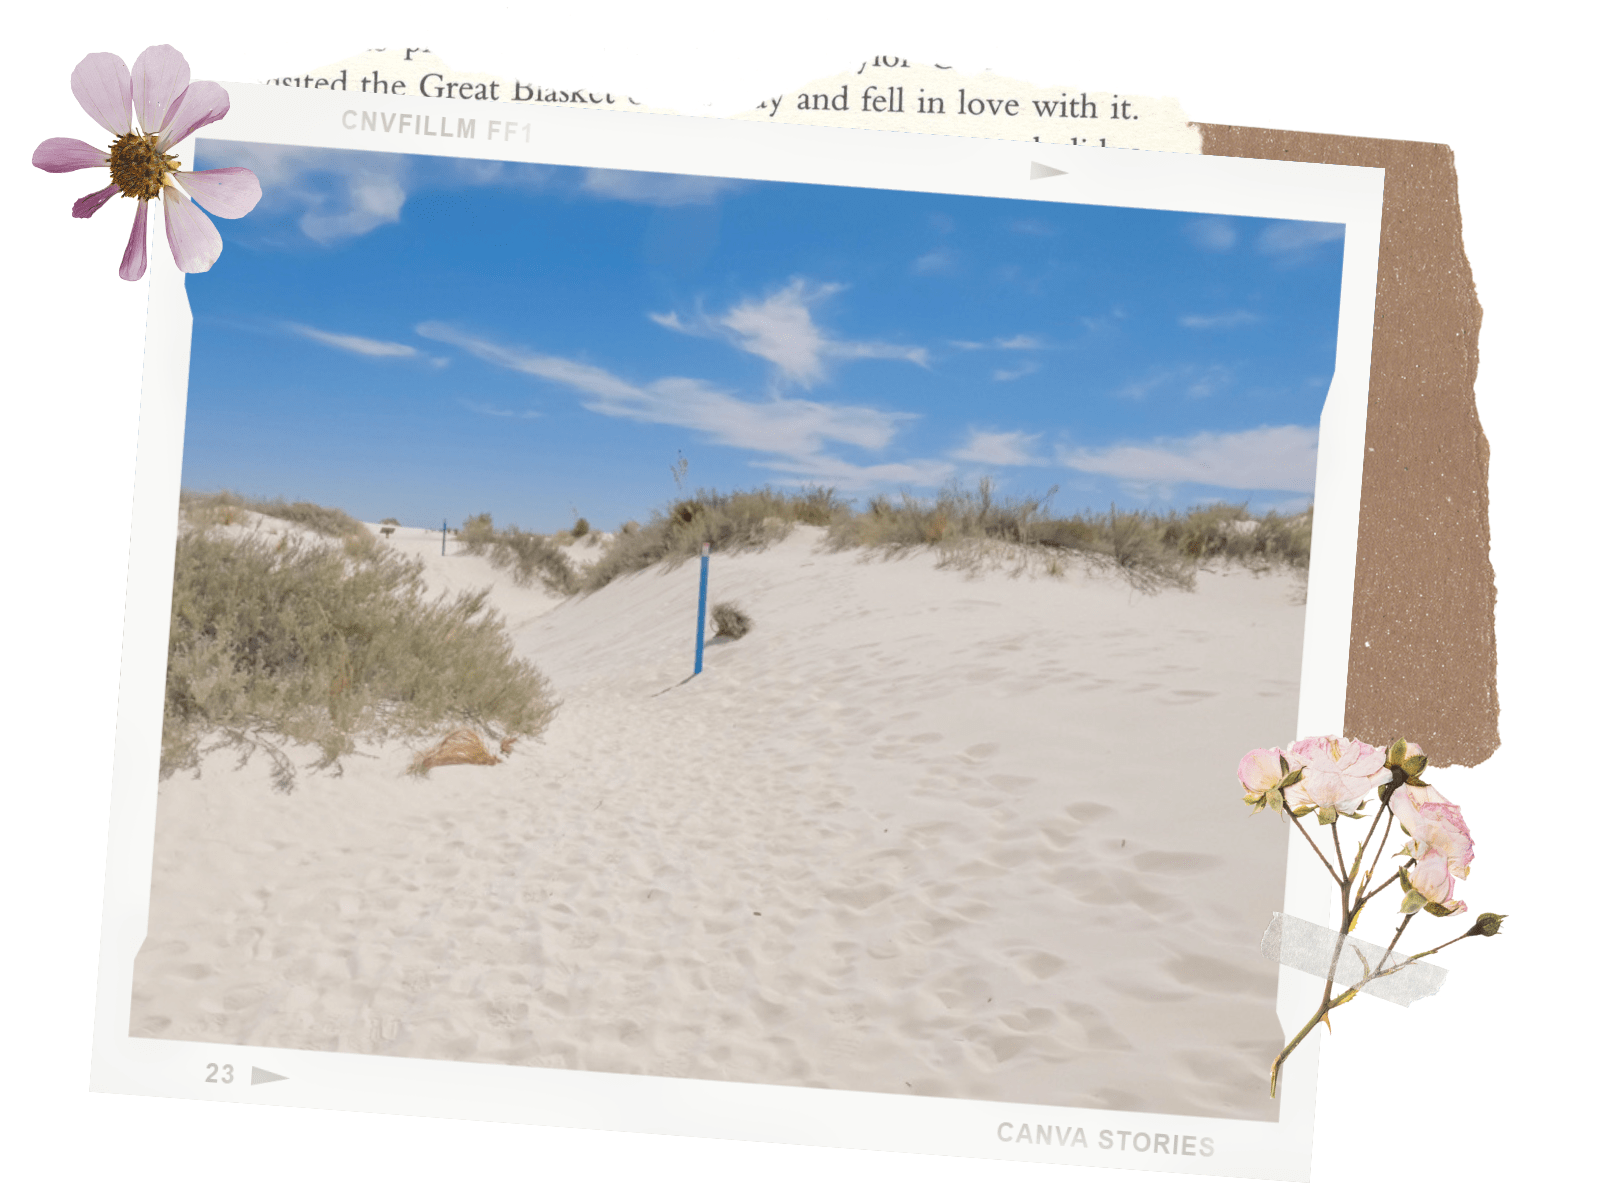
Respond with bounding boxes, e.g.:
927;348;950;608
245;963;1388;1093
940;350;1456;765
693;541;710;675
441;518;447;555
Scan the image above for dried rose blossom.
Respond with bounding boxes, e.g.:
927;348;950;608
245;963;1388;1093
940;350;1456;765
1284;735;1388;821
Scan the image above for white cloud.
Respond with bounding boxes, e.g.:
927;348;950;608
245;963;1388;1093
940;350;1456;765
460;399;540;419
591;379;909;455
1257;221;1344;262
195;144;729;247
580;169;741;206
417;323;641;400
1078;307;1127;336
651;280;927;386
201;142;409;244
751;451;954;491
287;323;418;358
1187;216;1237;251
953;334;1044;351
993;363;1039;382
912;248;956;274
1117;363;1233;401
417;322;916;456
301;172;406;242
953;430;1046;466
1179;310;1261;330
1059;425;1319;491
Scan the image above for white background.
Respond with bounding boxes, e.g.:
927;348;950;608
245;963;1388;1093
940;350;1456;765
4;4;1589;1197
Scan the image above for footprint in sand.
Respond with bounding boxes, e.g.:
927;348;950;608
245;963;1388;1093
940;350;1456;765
1130;850;1222;876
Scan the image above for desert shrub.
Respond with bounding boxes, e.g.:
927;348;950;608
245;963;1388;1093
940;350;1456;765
827;479;1053;553
380;517;400;526
1155;503;1313;569
571;517;590;537
453;513;580;596
1105;507;1196;592
711;601;753;640
583;488;802;591
790;485;851;526
489;527;581;594
162;528;558;789
828;480;1309;593
179;491;375;549
179;491;247;529
459;512;496;550
577;482;1308;596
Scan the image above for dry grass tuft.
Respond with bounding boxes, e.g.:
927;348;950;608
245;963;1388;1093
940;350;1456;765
410;728;501;775
711;601;753;640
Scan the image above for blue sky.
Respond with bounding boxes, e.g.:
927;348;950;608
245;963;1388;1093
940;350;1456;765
184;138;1345;532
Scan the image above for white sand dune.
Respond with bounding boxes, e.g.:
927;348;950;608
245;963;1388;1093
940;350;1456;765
132;524;1303;1120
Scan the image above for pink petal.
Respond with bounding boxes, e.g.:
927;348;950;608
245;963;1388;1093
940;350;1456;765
33;137;110;173
174;167;260;218
131;45;190;135
156;81;231;150
70;52;132;136
73;183;121;219
121;199;150;281
163;189;224;273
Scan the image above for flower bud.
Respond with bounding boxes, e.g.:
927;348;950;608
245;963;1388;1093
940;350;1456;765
1468;912;1507;937
1385;738;1428;782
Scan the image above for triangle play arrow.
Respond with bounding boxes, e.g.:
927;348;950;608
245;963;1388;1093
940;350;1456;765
250;1066;288;1085
1029;162;1067;179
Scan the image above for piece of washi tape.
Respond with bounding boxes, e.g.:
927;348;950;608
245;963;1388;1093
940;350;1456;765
1261;912;1446;1006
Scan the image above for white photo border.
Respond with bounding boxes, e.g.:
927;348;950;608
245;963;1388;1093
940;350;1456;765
91;82;1384;1183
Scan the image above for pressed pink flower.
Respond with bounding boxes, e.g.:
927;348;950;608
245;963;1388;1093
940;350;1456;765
1236;746;1302;813
1405;848;1468;915
1389;783;1474;879
32;45;260;280
1283;735;1388;821
1238;747;1286;794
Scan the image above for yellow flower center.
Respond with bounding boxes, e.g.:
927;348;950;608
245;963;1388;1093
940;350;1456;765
108;132;180;201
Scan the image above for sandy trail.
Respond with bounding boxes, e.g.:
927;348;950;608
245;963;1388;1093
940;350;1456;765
133;525;1301;1120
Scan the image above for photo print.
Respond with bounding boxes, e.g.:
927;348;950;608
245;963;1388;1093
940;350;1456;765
93;86;1384;1181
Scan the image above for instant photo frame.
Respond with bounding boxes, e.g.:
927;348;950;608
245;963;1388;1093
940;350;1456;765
91;82;1384;1182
